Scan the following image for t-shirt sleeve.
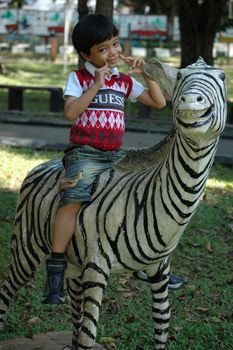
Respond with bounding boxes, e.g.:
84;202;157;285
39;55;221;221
127;76;145;103
63;71;83;98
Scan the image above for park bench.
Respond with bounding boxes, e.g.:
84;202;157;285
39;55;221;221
0;84;64;113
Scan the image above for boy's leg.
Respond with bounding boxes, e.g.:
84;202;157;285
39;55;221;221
42;202;81;304
52;202;82;253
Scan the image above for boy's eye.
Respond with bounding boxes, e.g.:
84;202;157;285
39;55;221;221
113;42;119;47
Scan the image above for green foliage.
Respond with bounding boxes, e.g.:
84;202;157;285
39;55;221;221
0;146;233;349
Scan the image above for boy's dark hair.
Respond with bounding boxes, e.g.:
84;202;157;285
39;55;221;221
72;14;118;57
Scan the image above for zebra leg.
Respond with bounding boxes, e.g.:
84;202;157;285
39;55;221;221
0;226;46;330
66;277;83;349
75;262;110;350
147;260;171;350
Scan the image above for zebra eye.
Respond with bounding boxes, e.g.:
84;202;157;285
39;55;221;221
177;72;182;80
219;72;225;81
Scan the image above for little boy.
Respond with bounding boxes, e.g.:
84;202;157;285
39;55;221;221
42;14;179;304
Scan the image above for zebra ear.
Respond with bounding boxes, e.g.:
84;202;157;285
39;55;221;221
143;58;178;98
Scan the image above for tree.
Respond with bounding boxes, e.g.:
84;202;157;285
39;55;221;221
6;0;25;8
117;0;230;67
77;0;114;19
95;0;114;19
78;0;89;18
177;0;228;67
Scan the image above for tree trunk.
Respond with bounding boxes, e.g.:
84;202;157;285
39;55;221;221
178;0;227;67
77;0;89;68
95;0;114;19
78;0;88;18
166;4;176;44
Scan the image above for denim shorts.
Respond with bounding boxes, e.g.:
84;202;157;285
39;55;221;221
59;144;125;206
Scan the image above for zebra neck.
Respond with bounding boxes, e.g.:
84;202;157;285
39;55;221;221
154;133;218;230
166;132;219;183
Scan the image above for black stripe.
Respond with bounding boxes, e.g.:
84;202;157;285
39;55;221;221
9;265;23;288
152;305;170;315
37;169;62;250
151;176;167;247
83;311;98;327
171;146;206;194
173;72;225;103
166;174;194;219
82;281;105;291
70;234;82;265
176;141;211;179
84;296;101;309
154;282;169;294
81;325;95;340
12;237;32;280
179;133;216;160
154;339;167;346
159;180;188;225
167;169;201;208
101;172;146;266
0;292;9;307
134;169;163;256
28;168;60;254
153;296;168;303
84;262;109;282
1;285;13;299
154;327;169;335
153;316;170;324
18;217;39;270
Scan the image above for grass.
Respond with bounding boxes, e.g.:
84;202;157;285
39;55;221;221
0;146;233;349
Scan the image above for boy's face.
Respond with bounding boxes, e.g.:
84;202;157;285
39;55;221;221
82;36;122;68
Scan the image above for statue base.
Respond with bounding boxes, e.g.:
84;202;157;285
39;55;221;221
0;331;106;350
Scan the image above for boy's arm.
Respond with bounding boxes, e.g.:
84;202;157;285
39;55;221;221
137;73;166;109
64;64;112;121
120;55;166;110
64;84;100;121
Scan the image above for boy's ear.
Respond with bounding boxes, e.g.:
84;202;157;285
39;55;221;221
80;52;91;62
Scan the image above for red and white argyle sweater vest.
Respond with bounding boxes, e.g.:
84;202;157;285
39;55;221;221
69;68;133;151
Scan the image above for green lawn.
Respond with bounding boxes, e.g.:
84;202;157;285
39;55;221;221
0;146;233;349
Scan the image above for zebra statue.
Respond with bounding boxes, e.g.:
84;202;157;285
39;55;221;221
0;57;227;350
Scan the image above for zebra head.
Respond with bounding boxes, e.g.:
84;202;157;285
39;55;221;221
144;57;227;143
173;57;227;142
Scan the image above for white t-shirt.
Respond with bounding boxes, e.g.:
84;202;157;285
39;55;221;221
64;61;145;103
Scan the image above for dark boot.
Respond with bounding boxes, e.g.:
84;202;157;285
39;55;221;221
42;257;67;304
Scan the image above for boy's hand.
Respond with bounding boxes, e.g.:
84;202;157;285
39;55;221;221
120;54;145;75
94;64;112;87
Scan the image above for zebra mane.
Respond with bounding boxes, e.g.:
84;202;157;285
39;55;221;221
115;128;176;172
186;57;218;70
